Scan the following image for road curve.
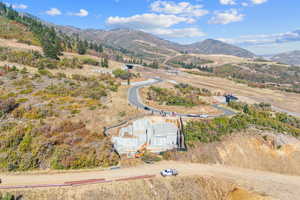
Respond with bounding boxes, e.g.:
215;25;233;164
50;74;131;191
128;78;235;118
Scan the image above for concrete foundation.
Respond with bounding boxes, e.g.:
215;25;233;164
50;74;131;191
112;117;180;156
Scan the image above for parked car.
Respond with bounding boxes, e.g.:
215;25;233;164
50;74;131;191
199;114;209;118
144;106;150;110
187;114;199;118
160;169;178;177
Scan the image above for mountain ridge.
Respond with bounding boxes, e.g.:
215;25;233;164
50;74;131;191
271;50;300;66
55;26;256;60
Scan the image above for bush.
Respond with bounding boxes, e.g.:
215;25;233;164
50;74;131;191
113;69;130;80
81;58;99;66
0;98;18;114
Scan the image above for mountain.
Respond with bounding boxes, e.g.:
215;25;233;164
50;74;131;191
186;39;256;58
271;50;300;66
55;26;256;60
55;27;183;61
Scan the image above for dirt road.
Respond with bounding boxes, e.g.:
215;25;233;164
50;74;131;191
1;161;299;200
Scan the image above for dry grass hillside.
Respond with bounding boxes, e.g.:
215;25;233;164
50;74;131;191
0;16;40;46
0;176;271;200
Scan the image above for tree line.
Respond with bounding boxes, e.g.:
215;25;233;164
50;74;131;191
0;2;103;59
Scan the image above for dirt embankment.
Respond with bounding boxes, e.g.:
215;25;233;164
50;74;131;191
0;176;270;200
166;130;300;176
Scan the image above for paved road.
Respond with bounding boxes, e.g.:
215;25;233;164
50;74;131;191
128;78;235;118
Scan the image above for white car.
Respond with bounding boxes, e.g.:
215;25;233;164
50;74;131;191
199;114;209;118
160;169;178;177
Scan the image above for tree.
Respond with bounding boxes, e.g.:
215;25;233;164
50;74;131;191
101;58;109;68
243;104;250;114
77;41;86;55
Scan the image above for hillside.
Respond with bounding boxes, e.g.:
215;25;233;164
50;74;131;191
0;175;274;200
186;39;255;58
56;26;256;60
271;50;300;66
0;16;40;46
56;27;183;61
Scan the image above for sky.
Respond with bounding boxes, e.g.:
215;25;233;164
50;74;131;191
3;0;300;55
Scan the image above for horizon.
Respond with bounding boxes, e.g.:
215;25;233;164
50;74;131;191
2;0;300;55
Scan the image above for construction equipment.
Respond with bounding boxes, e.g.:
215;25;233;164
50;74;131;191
135;143;147;158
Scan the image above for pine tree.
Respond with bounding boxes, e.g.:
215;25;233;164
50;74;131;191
77;41;86;55
101;58;109;68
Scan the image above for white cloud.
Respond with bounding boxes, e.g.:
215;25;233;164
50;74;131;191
5;3;28;9
218;30;300;46
150;27;205;38
45;8;61;16
12;4;28;9
209;9;244;24
150;1;208;17
219;0;236;5
251;0;268;4
107;13;195;29
106;13;204;38
241;2;249;7
69;9;89;17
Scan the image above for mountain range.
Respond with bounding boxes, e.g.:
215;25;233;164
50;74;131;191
271;50;300;66
56;26;256;60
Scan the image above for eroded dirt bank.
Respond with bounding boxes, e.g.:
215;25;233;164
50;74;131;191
0;176;270;200
166;130;300;176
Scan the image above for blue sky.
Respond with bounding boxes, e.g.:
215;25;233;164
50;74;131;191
3;0;300;54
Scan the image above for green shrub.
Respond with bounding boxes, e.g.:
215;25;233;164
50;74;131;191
113;69;130;80
81;58;99;66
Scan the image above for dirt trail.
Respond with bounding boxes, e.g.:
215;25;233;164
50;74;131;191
0;161;299;200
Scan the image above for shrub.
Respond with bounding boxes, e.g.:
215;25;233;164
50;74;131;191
113;69;130;80
81;57;99;66
0;98;18;114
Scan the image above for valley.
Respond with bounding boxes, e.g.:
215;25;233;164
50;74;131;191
0;3;300;200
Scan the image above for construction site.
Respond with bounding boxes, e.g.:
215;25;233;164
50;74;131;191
111;116;185;157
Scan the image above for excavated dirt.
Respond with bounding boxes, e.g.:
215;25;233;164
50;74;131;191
167;130;300;176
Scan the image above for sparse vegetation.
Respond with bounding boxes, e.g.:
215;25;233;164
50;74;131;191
0;47;84;69
146;84;211;107
0;66;121;171
185;101;300;145
213;63;300;93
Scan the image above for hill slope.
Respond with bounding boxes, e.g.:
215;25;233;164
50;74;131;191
186;39;255;58
271;50;300;66
56;26;256;60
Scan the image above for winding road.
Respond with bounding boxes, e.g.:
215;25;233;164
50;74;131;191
128;78;235;118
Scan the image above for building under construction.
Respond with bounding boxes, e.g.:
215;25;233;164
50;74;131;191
112;117;185;157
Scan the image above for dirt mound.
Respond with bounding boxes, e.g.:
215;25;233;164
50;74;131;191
0;176;270;200
228;189;272;200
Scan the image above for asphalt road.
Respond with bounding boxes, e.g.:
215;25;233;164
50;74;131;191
128;78;235;118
